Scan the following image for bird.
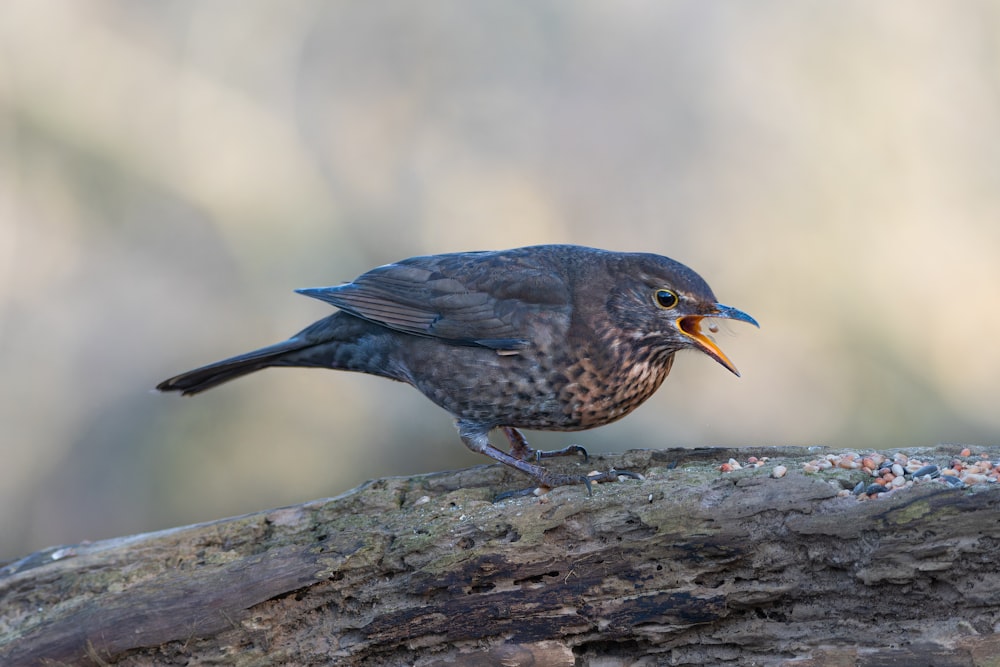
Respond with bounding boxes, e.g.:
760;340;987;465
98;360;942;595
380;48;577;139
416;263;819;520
157;244;758;493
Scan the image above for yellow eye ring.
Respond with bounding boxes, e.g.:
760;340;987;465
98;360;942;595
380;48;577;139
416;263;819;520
653;289;679;309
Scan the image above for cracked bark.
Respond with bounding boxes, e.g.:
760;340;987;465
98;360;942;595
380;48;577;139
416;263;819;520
2;446;999;666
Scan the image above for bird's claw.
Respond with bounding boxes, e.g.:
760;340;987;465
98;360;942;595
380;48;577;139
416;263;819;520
577;468;644;495
502;427;589;463
534;444;588;463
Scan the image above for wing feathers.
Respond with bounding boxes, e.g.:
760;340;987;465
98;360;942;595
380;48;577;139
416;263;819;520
295;251;571;350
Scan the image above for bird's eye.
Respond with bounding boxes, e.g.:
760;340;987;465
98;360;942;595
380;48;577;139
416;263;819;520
653;289;679;309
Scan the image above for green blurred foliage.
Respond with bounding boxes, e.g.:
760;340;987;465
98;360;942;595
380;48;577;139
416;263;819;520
1;1;999;561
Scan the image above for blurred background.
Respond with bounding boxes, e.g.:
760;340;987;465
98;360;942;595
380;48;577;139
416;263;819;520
2;1;999;562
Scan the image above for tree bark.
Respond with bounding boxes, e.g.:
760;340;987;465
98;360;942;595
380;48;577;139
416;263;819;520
2;446;998;666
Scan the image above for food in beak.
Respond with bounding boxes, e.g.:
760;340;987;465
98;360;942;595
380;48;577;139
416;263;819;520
677;304;758;376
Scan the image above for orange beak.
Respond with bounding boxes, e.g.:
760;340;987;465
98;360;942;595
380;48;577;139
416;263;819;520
677;304;758;376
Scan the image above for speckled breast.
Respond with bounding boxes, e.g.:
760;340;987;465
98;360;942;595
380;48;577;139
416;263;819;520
555;346;675;429
396;329;676;432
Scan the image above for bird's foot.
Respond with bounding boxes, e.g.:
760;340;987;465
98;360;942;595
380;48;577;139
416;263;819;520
501;426;589;463
455;421;640;502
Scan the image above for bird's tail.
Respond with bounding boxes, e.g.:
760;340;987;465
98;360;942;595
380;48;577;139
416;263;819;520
156;339;311;396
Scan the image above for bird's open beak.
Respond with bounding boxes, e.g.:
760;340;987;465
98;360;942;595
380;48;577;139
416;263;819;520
677;304;759;376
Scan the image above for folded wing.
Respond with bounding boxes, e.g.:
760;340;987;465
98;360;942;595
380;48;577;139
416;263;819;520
296;250;571;351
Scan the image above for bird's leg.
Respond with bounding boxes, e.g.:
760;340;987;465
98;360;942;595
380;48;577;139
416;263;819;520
458;422;582;488
501;426;588;463
455;421;639;498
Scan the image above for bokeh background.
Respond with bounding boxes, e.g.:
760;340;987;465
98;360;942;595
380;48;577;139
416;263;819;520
2;1;999;562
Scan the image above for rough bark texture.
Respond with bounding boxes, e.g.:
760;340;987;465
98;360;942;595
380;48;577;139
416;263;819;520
2;446;999;666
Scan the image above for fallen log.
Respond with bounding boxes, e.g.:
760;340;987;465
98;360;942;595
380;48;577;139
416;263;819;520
1;446;998;666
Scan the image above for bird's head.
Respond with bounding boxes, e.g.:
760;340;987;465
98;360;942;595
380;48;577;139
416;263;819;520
605;253;759;376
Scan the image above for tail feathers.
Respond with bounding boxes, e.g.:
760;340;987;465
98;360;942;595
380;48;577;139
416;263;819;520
156;340;309;396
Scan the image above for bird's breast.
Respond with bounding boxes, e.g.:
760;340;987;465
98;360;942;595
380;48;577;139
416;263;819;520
556;341;675;429
393;326;674;431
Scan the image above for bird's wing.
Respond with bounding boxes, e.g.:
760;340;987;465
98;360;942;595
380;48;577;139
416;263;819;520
295;250;572;350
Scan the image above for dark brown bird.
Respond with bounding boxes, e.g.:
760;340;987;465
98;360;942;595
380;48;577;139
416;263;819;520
157;244;757;492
